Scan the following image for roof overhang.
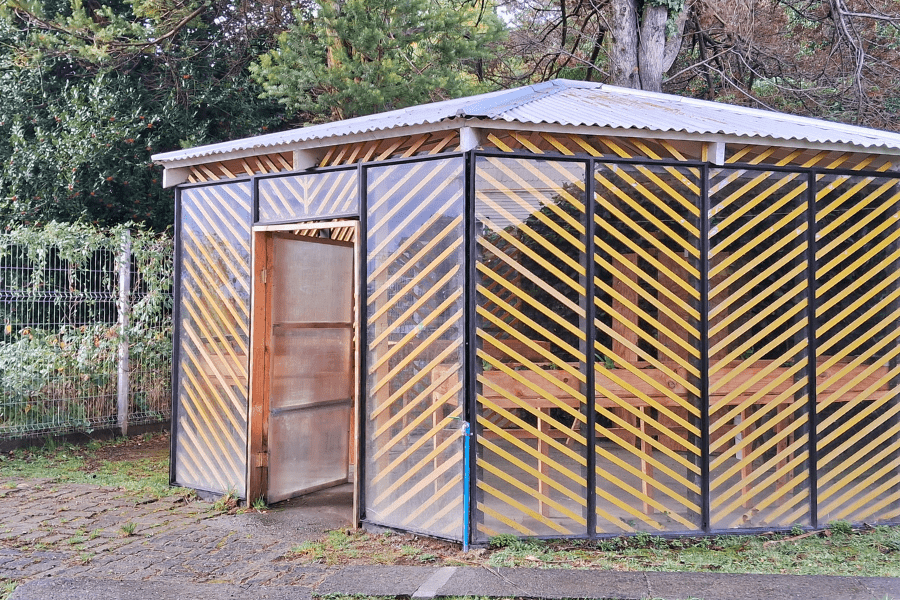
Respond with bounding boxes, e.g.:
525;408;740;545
153;80;900;187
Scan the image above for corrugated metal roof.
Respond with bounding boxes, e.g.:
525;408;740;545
153;79;900;164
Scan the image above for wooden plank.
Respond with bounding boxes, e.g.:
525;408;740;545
246;231;272;502
610;252;640;365
657;249;692;366
481;338;552;362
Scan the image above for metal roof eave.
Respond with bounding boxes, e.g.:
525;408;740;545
153;118;468;171
156;117;900;175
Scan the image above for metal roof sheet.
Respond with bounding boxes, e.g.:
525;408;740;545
153;79;900;164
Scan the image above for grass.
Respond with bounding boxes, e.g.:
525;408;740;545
284;526;900;577
1;580;16;600
0;433;175;498
479;528;900;576
3;433;900;582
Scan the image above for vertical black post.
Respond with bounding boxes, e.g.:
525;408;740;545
357;162;368;524
700;164;711;532
251;175;260;225
465;151;479;547
889;175;900;516
170;187;184;486
807;169;819;528
584;159;597;537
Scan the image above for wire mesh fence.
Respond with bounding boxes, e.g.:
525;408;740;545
0;223;172;440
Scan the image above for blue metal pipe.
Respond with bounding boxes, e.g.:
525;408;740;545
462;420;471;552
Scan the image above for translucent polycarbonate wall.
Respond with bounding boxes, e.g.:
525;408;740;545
706;167;811;529
170;141;900;537
815;173;900;526
474;156;589;538
174;181;251;496
592;162;703;534
470;149;900;540
258;168;359;223
364;157;467;540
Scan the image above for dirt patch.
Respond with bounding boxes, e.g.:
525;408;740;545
76;432;169;472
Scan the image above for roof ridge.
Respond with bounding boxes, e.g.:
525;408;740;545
459;79;601;118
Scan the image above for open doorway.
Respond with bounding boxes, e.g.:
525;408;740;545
248;221;358;521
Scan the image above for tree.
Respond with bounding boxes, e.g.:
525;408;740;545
251;0;507;120
494;0;688;91
0;0;297;229
496;0;900;130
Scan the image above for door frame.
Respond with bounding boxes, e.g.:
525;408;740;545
246;219;360;525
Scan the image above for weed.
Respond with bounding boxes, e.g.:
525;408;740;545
250;497;267;511
790;524;804;536
119;522;136;537
488;533;519;548
77;552;94;564
1;435;172;498
89;529;102;540
212;489;238;513
596;538;619;551
635;530;652;547
1;580;17;600
829;520;853;536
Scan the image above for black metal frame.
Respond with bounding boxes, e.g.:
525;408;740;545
463;150;900;539
170;145;900;538
806;170;819;528
169;177;254;497
169;186;182;487
253;163;360;226
356;152;469;542
464;151;479;549
699;163;712;531
357;161;368;525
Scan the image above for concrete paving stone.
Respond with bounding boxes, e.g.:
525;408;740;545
8;578;311;600
15;532;50;543
644;572;900;600
318;565;440;596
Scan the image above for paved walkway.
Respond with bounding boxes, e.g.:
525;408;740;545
2;479;899;600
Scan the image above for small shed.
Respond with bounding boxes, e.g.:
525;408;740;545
153;79;900;542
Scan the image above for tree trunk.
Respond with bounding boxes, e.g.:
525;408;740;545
609;0;640;88
638;3;668;92
610;0;690;92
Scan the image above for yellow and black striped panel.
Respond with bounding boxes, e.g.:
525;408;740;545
474;156;589;540
707;167;810;529
593;162;702;533
175;182;251;496
364;157;466;540
258;170;358;222
815;173;900;525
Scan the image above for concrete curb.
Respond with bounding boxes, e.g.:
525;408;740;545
319;565;900;600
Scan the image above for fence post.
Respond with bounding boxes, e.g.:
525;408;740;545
117;229;132;436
